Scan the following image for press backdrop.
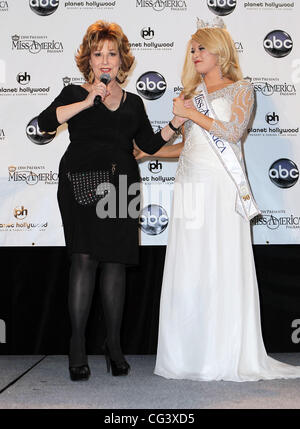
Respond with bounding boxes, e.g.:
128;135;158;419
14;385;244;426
0;0;300;246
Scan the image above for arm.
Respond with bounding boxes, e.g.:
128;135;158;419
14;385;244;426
209;82;254;143
134;96;185;154
56;84;108;124
38;83;107;132
135;142;184;160
56;100;89;124
173;81;254;144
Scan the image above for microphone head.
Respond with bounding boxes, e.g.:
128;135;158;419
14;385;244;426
100;73;111;85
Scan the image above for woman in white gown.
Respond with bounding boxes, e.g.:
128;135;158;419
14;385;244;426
136;18;300;382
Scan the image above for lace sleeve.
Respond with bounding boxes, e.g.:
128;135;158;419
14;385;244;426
209;81;254;144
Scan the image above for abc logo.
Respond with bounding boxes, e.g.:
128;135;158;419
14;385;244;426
139;204;169;235
26;117;56;145
148;160;162;174
141;27;154;40
136;71;167;100
265;112;279;125
263;30;293;58
207;0;236;16
29;0;59;16
17;72;31;85
269;159;299;188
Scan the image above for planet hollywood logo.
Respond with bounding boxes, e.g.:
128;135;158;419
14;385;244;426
207;0;236;15
29;0;59;15
64;1;116;10
17;72;31;85
141;27;154;40
8;165;58;185
0;221;48;232
0;73;50;97
136;71;167;100
244;1;295;10
12;35;63;54
136;0;187;11
269;159;299;188
252;213;300;230
142;152;175;184
148;160;162;174
139;204;169;235
245;77;296;97
248;112;299;137
263;30;293;58
130;27;174;51
26;117;56;145
0;209;48;231
14;206;28;220
0;1;9;12
265;111;279;126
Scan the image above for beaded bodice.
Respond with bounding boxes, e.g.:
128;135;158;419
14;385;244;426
177;80;254;176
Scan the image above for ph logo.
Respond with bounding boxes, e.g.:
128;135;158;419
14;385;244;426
264;30;293;58
265;112;279;125
141;27;154;40
148;160;162;174
136;71;167;100
17;72;31;85
0;319;5;344
291;319;300;344
139;204;169;235
269;159;299;188
207;0;236;16
14;206;28;220
29;0;59;16
26;116;56;145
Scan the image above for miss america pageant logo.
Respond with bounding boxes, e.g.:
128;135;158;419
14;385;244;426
12;35;64;54
136;0;187;11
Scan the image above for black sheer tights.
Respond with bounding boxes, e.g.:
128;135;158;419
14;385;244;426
68;253;126;367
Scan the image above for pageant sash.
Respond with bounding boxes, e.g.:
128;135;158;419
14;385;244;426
193;82;260;221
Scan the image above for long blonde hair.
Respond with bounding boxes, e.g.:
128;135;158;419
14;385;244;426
181;27;243;99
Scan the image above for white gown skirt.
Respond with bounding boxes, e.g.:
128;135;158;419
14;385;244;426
154;138;300;382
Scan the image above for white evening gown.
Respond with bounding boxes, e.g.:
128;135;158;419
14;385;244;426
154;80;300;382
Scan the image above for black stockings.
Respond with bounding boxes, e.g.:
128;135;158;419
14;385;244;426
68;253;126;367
99;262;126;363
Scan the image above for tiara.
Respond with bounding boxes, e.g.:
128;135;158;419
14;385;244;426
196;16;226;30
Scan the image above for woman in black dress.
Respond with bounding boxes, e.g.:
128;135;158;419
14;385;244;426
38;20;184;381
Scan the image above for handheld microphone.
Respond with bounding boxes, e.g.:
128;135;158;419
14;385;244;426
94;73;111;106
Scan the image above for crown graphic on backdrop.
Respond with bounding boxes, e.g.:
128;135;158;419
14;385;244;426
196;16;226;30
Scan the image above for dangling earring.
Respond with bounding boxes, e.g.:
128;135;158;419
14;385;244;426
218;64;224;80
88;68;95;84
217;57;224;80
117;67;126;84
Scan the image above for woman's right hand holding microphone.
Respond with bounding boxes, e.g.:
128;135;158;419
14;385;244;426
84;82;110;108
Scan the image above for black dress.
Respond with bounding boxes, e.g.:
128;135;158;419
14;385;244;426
38;84;166;265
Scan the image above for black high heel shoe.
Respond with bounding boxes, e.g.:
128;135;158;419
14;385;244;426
103;342;130;376
69;365;91;381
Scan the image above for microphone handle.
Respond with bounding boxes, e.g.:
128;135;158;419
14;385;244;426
94;94;102;106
